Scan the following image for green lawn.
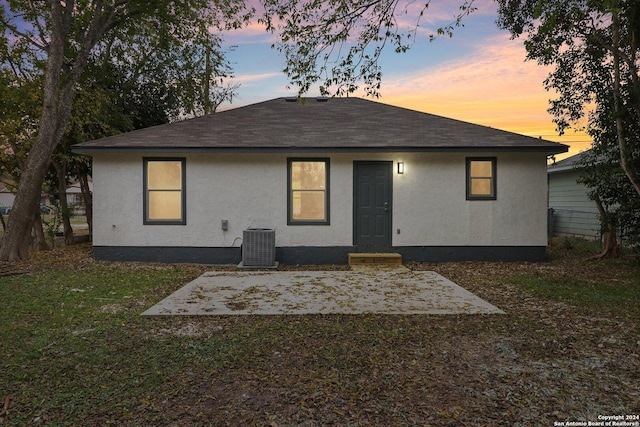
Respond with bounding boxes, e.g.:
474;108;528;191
1;240;638;425
39;214;88;225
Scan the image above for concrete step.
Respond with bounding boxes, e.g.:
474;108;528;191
348;253;403;266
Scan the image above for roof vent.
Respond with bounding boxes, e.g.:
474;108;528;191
285;97;298;102
316;97;328;102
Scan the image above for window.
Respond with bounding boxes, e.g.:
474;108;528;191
144;158;186;224
466;157;496;200
288;158;329;225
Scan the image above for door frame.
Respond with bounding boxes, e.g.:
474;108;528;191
352;161;393;250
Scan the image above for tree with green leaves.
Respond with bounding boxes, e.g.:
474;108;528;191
0;0;247;260
52;35;239;245
577;89;640;258
497;0;640;257
497;0;640;196
260;0;476;96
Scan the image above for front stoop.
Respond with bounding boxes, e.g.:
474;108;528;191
348;253;403;266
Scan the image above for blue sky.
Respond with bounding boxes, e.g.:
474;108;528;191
219;0;591;159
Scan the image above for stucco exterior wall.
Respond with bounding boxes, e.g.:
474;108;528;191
92;151;548;249
394;152;548;246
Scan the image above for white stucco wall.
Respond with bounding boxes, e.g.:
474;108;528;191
0;184;15;208
0;192;14;209
92;151;548;248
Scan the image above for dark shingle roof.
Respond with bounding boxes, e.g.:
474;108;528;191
73;97;568;155
547;150;591;174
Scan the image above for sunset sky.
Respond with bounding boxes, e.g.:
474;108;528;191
219;0;591;160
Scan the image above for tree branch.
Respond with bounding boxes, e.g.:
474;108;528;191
0;16;48;51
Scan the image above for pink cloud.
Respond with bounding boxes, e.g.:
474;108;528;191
219;20;277;45
231;71;283;85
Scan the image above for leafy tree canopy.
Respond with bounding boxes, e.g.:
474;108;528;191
497;0;640;196
497;0;640;254
0;0;253;260
259;0;476;96
497;0;640;130
577;84;640;252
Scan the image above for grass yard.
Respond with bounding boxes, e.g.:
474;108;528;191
1;240;639;426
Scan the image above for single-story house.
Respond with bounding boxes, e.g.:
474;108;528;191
547;151;600;239
72;97;568;264
65;178;92;215
36;179;93;214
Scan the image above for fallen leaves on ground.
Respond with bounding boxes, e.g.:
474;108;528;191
1;241;639;426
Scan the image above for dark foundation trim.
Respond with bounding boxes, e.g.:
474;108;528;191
93;245;546;265
93;246;242;265
395;246;547;263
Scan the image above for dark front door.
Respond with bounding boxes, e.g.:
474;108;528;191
354;161;392;249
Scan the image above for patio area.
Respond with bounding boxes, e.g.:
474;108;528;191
141;269;504;316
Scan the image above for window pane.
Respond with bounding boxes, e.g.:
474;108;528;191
470;178;493;196
470;160;493;178
291;161;325;190
292;191;325;220
148;191;182;220
148;161;182;190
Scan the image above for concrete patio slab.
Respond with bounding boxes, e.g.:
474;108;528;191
142;270;504;316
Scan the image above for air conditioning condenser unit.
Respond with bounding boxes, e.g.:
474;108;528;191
242;228;276;266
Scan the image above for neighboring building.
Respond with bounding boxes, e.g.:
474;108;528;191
65;178;92;215
0;183;15;213
1;182;49;213
1;180;92;215
73;97;568;264
547;151;600;239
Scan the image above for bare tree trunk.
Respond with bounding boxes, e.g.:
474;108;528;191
612;10;640;197
0;149;51;258
0;3;87;260
0;2;119;260
204;45;212;115
0;5;69;261
590;195;619;259
32;210;50;252
53;159;75;245
78;167;93;237
0;213;5;232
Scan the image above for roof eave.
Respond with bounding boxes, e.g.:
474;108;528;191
72;145;569;156
548;165;580;174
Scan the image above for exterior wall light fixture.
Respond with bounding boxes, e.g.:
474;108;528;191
397;162;405;174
